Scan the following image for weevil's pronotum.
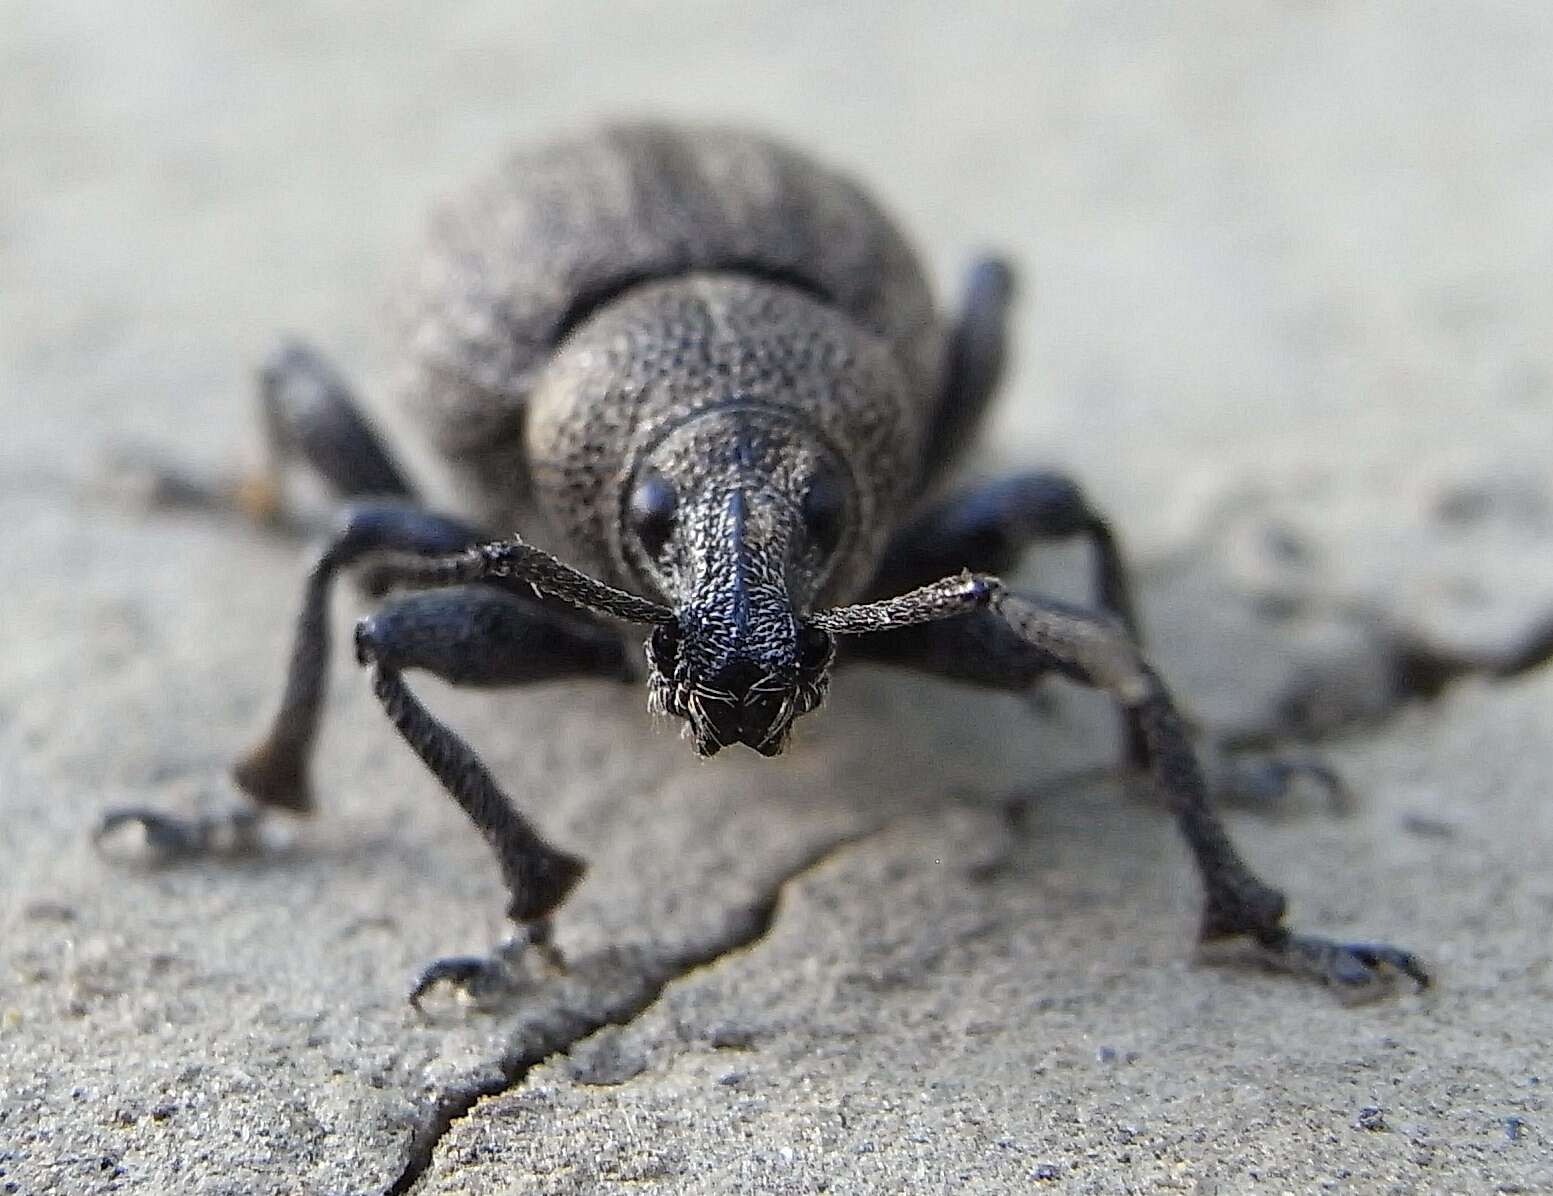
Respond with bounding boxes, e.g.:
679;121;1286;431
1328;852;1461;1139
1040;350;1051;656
100;124;1428;1007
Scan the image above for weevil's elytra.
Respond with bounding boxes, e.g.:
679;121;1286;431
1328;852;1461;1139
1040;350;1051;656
395;126;940;539
97;123;1429;1010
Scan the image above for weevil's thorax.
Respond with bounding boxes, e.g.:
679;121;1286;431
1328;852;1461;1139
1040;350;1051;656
526;274;924;608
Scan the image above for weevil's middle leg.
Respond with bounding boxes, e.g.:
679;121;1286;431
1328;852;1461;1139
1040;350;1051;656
231;504;491;810
813;575;1429;999
870;471;1145;766
869;474;1351;812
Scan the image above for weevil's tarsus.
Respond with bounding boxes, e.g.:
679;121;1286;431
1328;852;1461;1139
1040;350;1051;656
1243;931;1430;1002
93;805;263;865
99;341;416;538
409;917;565;1016
1206;750;1355;817
99;445;312;537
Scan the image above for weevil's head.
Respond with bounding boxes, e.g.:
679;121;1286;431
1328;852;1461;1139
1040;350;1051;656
624;407;854;757
532;275;923;755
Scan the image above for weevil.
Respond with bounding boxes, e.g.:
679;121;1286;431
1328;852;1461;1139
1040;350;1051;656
98;124;1428;1007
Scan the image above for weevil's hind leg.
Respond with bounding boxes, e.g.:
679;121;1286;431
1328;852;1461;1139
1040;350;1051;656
826;579;1428;998
109;339;416;535
94;503;489;860
868;471;1147;768
255;341;417;502
919;257;1016;485
351;585;635;1013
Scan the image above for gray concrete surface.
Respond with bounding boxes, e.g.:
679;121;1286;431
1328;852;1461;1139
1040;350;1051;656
3;4;1551;1194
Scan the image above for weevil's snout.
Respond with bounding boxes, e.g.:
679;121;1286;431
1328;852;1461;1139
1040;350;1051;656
694;656;792;758
645;620;835;757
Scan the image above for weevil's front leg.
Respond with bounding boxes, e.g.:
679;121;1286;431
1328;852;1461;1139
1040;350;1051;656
868;471;1145;765
244;516;658;816
94;503;488;857
235;504;492;809
109;340;415;533
350;586;636;1012
814;575;1429;999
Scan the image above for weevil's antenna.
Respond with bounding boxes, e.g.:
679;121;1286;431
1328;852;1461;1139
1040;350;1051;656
375;538;676;626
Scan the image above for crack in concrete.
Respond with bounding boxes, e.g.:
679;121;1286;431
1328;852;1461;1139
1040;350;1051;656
381;830;870;1196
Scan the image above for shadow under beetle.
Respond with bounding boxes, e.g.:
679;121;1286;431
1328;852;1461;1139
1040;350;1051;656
99;124;1428;1009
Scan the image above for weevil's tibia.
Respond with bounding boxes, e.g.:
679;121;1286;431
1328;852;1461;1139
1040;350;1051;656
351;576;643;1010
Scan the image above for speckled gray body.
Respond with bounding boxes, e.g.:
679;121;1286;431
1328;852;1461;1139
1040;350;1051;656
393;124;944;609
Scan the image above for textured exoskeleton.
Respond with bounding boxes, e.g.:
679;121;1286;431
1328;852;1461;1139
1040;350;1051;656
99;124;1427;1008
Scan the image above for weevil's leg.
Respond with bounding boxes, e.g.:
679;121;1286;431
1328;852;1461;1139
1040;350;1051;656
869;472;1145;767
93;806;263;863
111;340;415;533
920;257;1016;483
814;575;1429;998
351;585;635;1011
869;476;1351;813
93;503;489;859
231;504;492;810
257;341;416;500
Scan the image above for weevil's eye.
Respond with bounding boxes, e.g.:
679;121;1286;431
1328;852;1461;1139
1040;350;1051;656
796;624;834;672
801;466;847;559
629;469;677;559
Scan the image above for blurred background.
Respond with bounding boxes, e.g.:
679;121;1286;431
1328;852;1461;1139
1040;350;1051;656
6;2;1549;559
